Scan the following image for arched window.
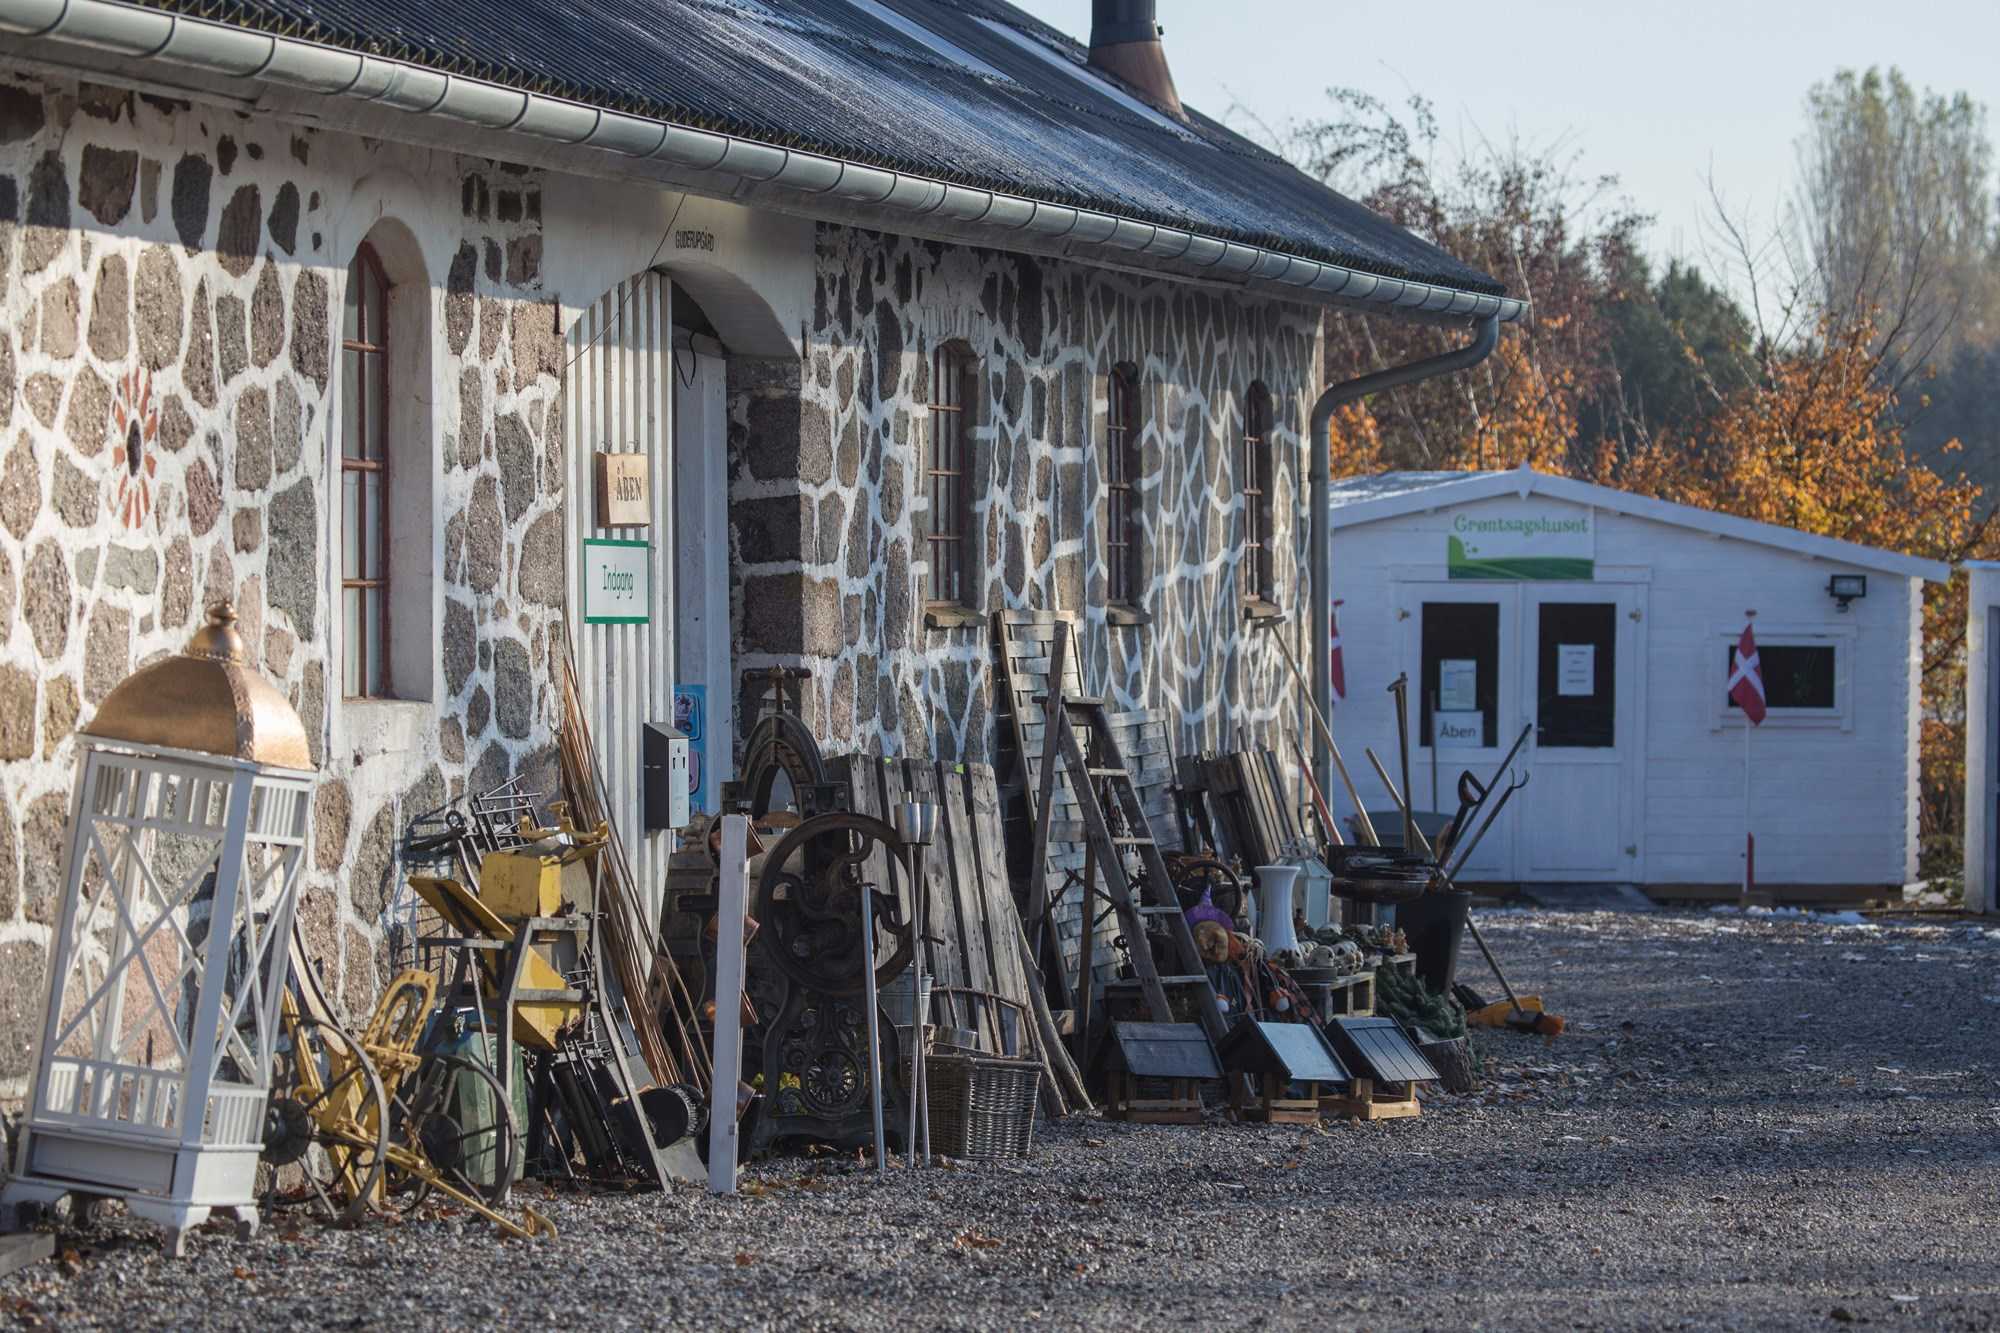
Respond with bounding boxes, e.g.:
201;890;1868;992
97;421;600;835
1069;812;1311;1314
1106;364;1142;606
1242;381;1275;603
926;342;976;607
339;222;433;702
341;242;391;697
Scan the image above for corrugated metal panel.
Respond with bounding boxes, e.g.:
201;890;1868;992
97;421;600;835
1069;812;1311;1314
125;0;1506;296
566;272;675;924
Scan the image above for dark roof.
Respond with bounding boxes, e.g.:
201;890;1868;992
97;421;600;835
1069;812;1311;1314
131;0;1508;297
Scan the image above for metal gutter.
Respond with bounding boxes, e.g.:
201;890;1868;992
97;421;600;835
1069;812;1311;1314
0;0;1528;324
1306;314;1502;820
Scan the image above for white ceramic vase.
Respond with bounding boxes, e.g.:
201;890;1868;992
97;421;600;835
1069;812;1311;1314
1254;864;1302;956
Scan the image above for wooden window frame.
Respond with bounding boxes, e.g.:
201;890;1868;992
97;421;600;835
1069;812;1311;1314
342;241;391;699
1241;382;1275;604
926;343;975;609
1106;365;1142;607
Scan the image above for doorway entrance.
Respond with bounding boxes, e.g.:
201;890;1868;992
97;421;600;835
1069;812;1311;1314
1401;580;1645;882
1516;587;1641;880
563;273;734;922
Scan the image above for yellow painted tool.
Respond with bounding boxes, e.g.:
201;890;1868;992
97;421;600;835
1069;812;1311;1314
405;875;579;1051
270;974;555;1239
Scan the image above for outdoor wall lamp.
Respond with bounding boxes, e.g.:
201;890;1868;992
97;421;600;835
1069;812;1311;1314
1828;573;1867;611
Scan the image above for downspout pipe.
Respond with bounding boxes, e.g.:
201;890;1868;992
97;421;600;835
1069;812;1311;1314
1307;313;1501;833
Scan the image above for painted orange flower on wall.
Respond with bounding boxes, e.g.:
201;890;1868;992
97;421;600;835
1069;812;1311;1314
109;366;159;530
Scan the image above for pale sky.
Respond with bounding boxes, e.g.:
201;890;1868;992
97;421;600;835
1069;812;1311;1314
1009;1;2000;292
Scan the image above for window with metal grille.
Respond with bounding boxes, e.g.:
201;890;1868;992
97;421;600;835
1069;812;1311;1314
1242;381;1274;602
927;343;975;606
341;243;390;698
1106;365;1142;605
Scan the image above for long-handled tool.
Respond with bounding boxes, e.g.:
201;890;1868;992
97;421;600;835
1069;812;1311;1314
1388;674;1416;853
1289;731;1343;849
1435;723;1531;866
859;887;887;1178
1446;769;1527;882
1430;691;1441;812
1251;617;1379;845
1362;749;1562;1038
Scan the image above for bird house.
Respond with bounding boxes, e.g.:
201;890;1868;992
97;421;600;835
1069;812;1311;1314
1101;1021;1219;1124
2;606;315;1254
1319;1016;1439;1121
1217;1018;1351;1125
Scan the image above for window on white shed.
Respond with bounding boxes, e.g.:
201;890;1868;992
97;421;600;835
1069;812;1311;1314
1726;642;1838;712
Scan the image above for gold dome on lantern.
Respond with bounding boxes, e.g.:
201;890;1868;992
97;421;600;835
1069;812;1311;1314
83;603;314;771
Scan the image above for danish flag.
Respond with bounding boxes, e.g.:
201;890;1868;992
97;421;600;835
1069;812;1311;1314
1329;599;1347;705
1728;619;1766;725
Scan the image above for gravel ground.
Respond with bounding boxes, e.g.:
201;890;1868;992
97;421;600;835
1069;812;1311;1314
4;907;1999;1331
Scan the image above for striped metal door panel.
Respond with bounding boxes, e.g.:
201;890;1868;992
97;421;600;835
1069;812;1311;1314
565;271;675;923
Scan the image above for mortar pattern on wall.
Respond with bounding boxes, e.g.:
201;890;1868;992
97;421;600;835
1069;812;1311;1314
732;224;1321;774
0;76;566;1091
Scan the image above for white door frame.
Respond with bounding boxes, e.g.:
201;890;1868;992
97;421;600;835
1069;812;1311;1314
1515;580;1648;883
673;335;732;816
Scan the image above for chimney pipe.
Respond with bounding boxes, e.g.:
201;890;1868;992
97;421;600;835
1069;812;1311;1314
1088;0;1186;122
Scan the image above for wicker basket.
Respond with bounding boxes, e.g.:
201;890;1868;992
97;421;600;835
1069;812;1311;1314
924;1052;1041;1161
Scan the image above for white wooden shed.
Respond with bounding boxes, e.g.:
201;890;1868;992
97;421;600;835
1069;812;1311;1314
1325;468;1948;900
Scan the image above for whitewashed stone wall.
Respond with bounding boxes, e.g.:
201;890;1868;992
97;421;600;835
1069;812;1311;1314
731;223;1321;766
0;74;568;1089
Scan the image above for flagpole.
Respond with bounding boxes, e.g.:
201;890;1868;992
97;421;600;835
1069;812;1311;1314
1741;702;1751;905
1741;609;1756;907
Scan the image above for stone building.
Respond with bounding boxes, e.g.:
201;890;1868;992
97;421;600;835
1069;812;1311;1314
0;0;1520;1091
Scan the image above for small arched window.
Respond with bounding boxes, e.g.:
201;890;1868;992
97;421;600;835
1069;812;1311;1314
1242;381;1275;603
1105;364;1142;606
341;242;391;697
926;342;976;607
339;222;433;703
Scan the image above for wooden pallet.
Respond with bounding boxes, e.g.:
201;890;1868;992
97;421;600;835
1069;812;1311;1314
834;754;1039;1059
1322;1076;1422;1121
1203;748;1306;870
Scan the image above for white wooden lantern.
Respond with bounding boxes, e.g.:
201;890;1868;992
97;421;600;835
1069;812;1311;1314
3;605;314;1254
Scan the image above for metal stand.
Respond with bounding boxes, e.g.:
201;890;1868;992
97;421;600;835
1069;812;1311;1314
708;816;751;1193
894;802;937;1167
860;888;887;1178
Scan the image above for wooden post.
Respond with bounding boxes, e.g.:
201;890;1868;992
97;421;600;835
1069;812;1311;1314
707;815;749;1194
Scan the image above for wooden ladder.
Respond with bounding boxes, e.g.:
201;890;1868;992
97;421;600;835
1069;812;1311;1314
1030;631;1229;1050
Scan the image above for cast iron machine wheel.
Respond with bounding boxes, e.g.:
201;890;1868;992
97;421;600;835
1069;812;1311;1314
259;1017;390;1227
754;812;919;997
1169;853;1246;920
386;1052;518;1211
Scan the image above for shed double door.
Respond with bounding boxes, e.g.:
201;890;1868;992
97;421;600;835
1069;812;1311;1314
1403;581;1643;883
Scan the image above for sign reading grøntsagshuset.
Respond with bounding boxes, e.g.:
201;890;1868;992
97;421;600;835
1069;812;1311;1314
583;538;650;624
1446;507;1595;581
